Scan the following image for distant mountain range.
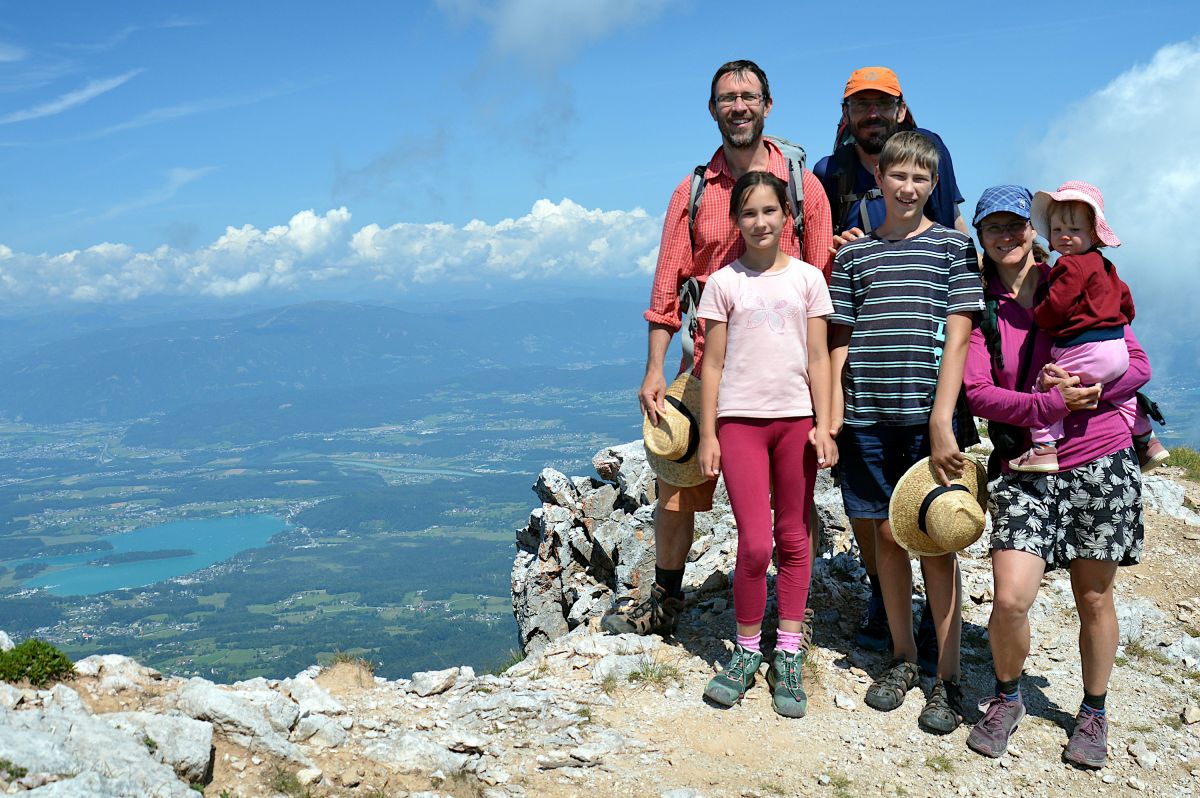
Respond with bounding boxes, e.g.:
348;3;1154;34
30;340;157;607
0;299;648;428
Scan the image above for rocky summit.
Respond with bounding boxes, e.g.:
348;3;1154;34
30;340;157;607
2;442;1200;797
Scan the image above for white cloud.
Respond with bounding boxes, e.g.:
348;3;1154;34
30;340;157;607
1028;37;1200;322
439;0;674;68
92;167;216;222
0;69;143;125
0;42;27;63
0;200;660;304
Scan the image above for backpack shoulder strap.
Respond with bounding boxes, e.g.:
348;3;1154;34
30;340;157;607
686;164;707;251
831;144;882;234
979;294;1004;372
764;135;806;248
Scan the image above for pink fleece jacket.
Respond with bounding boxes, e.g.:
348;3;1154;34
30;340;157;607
963;264;1150;473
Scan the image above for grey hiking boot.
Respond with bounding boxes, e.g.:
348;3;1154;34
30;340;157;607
703;644;762;707
967;695;1027;758
766;649;808;718
600;584;684;637
1063;709;1108;769
865;659;920;712
918;678;964;735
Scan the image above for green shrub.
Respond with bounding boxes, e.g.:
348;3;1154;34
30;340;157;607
0;639;75;687
1167;446;1200;482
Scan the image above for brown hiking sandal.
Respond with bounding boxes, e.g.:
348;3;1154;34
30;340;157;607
600;584;684;636
800;607;814;653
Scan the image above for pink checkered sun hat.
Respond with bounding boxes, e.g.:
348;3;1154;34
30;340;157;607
1031;180;1121;248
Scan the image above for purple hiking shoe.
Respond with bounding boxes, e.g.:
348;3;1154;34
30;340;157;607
966;695;1027;758
1063;709;1108;769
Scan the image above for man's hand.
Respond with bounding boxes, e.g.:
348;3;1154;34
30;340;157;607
829;226;865;256
929;419;964;487
639;371;667;425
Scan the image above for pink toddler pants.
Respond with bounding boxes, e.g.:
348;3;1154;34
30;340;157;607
718;416;816;627
1032;337;1147;444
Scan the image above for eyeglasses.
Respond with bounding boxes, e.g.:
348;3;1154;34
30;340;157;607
980;221;1030;237
845;97;900;114
715;92;765;107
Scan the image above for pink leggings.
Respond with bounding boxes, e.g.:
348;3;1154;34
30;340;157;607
718;416;816;627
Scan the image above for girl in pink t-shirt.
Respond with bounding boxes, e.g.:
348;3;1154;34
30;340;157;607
696;170;836;718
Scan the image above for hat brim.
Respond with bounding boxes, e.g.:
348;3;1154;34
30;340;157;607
888;456;987;557
643;373;707;488
1031;190;1121;248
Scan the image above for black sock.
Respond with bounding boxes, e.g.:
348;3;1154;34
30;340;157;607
1082;691;1106;713
655;567;685;599
996;676;1021;699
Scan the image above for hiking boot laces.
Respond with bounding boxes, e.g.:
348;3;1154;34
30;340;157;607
777;652;804;697
978;696;1013;733
1074;711;1105;744
724;647;755;682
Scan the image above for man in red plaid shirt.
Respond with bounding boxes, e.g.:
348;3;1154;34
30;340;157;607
602;60;833;637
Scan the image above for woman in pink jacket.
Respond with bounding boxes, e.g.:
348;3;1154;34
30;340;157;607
961;185;1149;770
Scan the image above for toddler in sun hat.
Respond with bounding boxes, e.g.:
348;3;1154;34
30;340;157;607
1007;180;1167;473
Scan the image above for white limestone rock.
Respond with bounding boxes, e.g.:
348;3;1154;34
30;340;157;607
104;711;214;783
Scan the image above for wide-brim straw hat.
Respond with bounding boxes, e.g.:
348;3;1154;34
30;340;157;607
643;372;705;488
1031;180;1121;248
889;456;988;557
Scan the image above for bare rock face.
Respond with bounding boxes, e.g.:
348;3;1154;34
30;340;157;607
510;441;848;654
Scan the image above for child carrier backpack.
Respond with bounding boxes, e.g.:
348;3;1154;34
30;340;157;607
686;135;806;250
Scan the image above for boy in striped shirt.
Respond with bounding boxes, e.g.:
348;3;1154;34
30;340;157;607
829;131;984;734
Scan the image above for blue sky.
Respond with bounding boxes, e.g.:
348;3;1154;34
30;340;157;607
0;0;1197;312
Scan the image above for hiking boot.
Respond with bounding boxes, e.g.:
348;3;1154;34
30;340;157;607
1134;433;1170;473
766;649;808;718
854;592;890;652
865;659;920;712
918;678;964;735
600;584;684;637
1009;444;1059;473
967;695;1027;758
1063;709;1108;769
703;644;762;707
915;601;938;677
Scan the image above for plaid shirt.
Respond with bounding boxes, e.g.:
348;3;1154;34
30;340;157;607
644;141;833;372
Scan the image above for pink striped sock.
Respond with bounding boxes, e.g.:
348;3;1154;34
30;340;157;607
736;631;761;653
776;630;804;653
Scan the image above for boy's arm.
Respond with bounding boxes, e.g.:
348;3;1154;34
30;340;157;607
929;311;973;486
806;316;837;468
698;320;727;479
829;323;852;437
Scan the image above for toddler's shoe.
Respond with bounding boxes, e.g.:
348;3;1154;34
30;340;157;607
1009;444;1059;473
703;644;762;707
1134;433;1170;473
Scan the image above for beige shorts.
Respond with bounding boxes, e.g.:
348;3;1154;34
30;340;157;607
656;477;717;513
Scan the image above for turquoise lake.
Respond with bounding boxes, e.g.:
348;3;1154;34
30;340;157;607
19;515;287;597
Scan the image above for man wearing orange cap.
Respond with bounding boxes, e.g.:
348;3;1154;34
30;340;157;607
814;66;968;668
815;67;968;240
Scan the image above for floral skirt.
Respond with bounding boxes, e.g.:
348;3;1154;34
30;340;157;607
989;447;1143;571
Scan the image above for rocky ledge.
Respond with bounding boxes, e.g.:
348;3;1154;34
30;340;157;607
2;444;1200;797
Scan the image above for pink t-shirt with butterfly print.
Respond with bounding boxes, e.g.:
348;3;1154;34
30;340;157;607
697;257;833;419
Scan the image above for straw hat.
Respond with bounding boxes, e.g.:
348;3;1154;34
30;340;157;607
643;372;706;488
888;456;988;557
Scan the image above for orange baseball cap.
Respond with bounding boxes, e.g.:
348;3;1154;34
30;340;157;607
843;67;903;98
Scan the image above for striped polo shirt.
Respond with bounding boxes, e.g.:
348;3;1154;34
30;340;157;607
830;225;984;426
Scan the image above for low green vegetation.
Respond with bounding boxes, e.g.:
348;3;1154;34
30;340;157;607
1125;640;1171;665
268;765;313;798
0;639;74;687
1168;446;1200;482
925;753;954;773
0;759;28;780
627;658;682;688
